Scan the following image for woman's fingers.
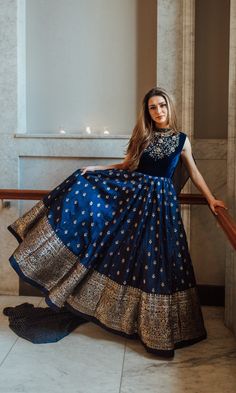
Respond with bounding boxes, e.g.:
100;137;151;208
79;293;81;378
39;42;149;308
209;199;228;216
81;166;98;175
210;204;217;215
215;200;228;209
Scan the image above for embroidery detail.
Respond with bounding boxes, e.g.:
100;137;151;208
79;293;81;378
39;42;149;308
145;132;180;160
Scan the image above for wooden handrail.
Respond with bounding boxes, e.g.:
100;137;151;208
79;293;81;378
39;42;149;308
0;189;235;251
215;206;236;251
0;189;49;200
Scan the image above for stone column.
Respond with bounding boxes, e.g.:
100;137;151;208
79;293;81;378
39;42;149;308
225;0;236;336
156;0;195;238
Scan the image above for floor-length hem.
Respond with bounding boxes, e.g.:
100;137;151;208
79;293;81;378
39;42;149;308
9;255;49;295
63;302;207;358
9;253;207;358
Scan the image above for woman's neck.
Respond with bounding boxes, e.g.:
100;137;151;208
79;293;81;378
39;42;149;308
154;126;172;132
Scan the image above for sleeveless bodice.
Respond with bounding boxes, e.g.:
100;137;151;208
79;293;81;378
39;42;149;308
136;131;187;178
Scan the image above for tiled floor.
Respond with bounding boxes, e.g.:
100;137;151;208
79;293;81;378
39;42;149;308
0;296;236;393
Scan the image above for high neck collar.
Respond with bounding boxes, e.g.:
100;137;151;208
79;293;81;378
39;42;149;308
153;127;175;137
155;127;172;133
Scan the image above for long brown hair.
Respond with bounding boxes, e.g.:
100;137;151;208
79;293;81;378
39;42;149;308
124;87;178;170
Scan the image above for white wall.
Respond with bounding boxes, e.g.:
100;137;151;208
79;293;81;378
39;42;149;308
25;0;149;134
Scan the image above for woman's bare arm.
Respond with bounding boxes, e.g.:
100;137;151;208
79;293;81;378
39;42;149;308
181;137;227;215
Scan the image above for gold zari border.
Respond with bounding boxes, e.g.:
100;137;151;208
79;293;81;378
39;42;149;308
11;204;206;352
67;271;205;351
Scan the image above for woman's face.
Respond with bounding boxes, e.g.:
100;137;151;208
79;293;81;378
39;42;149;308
148;95;169;128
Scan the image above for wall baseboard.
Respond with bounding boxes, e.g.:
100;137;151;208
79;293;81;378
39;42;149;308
19;280;41;297
197;285;225;307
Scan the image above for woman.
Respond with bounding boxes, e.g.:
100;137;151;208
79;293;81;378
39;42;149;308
6;87;226;357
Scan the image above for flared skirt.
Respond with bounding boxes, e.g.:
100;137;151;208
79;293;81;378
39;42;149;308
8;168;207;357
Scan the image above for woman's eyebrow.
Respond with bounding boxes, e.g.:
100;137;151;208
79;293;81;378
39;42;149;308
148;102;165;108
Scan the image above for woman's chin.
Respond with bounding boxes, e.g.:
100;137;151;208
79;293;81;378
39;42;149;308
155;121;168;128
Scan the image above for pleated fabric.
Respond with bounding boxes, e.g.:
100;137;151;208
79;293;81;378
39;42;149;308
8;165;207;357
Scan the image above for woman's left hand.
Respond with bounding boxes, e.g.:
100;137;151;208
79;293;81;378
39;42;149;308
208;199;227;215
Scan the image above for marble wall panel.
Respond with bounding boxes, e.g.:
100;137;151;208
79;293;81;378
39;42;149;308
18;156;121;215
190;158;227;286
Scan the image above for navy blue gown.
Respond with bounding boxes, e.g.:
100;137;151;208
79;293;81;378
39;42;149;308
8;130;207;357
